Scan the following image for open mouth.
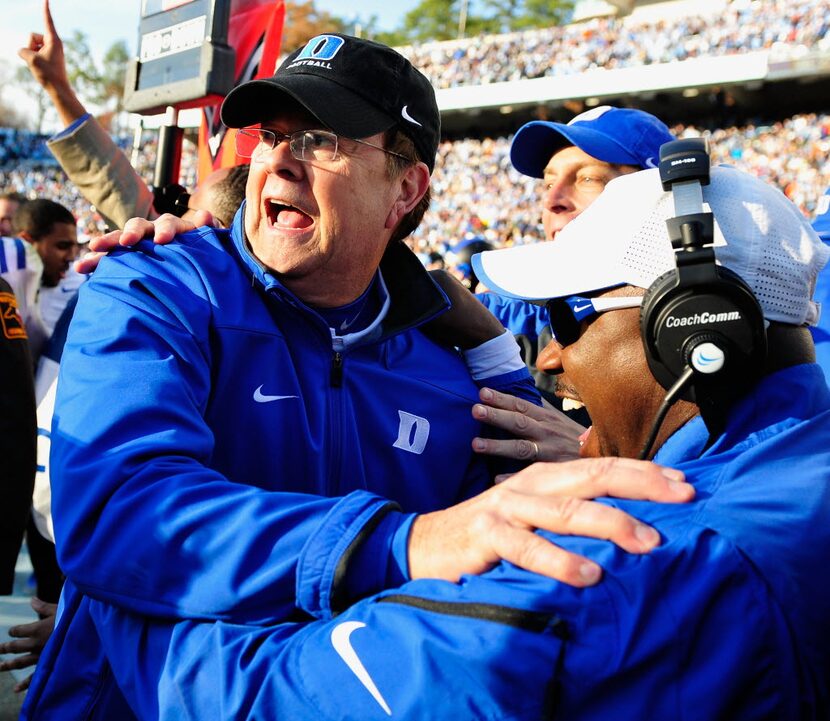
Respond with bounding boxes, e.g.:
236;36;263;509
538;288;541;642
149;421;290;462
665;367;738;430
555;379;585;412
555;381;593;453
266;200;313;229
561;397;585;412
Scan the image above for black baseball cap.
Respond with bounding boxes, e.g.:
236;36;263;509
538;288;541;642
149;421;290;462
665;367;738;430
221;34;440;172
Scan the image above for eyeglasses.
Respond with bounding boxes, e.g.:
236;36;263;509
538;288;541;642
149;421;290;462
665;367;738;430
545;294;643;346
235;127;411;163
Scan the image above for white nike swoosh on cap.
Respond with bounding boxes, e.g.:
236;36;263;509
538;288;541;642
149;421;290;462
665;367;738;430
253;385;299;403
400;105;422;127
572;304;592;314
331;621;392;716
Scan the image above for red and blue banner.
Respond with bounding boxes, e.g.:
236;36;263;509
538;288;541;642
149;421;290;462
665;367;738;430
197;0;285;178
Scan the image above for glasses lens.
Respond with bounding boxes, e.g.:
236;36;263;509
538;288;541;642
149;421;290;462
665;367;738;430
546;299;580;347
235;128;266;158
293;131;338;161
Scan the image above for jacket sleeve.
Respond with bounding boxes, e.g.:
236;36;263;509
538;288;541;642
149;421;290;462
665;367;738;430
47;117;155;229
90;526;796;721
461;328;542;406
476;293;548;343
0;280;36;594
50;245;393;624
477;293;565;406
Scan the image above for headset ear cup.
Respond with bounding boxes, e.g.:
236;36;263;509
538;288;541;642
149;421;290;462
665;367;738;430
640;269;680;392
640;266;767;398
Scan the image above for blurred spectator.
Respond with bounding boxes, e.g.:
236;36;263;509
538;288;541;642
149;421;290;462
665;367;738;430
0;191;27;237
425;251;445;270
13;199;80;291
0;278;36;598
446;237;494;292
9;198;79;606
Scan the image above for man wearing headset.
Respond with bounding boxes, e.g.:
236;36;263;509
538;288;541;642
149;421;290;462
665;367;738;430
61;154;829;719
475;106;674;407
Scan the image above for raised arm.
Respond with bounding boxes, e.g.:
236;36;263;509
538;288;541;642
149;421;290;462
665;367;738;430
20;0;155;227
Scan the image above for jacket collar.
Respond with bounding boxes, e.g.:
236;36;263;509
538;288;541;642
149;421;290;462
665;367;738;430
229;202;450;339
655;364;830;467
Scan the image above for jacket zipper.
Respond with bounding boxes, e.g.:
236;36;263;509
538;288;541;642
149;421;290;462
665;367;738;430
327;336;345;495
378;594;568;715
330;351;344;387
378;594;567;635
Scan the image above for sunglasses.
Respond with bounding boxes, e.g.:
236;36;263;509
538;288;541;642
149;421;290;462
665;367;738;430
545;294;644;346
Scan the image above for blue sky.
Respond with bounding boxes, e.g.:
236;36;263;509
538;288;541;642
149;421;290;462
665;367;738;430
0;1;415;128
2;0;413;62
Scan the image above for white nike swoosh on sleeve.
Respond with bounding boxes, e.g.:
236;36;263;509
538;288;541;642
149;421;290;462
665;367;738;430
331;621;392;716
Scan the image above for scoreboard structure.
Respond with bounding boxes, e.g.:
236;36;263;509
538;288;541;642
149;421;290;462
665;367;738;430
123;0;236;115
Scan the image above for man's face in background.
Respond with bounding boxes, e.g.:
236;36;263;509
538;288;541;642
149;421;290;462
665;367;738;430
541;146;639;241
0;198;20;237
34;221;79;287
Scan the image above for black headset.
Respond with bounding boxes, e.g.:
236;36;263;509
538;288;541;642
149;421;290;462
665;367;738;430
637;138;767;456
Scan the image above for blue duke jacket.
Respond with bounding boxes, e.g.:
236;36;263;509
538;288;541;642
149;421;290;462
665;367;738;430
22;207;536;719
48;364;830;721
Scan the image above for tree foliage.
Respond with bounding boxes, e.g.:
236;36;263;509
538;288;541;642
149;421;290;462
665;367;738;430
470;0;573;34
0;61;33;130
371;0;572;44
513;0;573;30
99;41;130;114
13;65;49;133
57;31;129;131
401;0;464;43
282;1;347;50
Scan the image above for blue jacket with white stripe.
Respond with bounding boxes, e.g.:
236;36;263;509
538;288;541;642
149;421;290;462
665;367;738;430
22;206;536;719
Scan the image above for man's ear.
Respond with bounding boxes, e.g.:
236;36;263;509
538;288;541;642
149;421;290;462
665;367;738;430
386;161;430;231
17;230;34;244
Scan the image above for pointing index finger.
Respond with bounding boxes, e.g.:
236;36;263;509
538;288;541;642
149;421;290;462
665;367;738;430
43;0;58;40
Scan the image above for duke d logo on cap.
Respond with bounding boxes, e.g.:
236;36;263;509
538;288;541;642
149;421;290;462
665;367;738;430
293;35;345;65
221;34;440;172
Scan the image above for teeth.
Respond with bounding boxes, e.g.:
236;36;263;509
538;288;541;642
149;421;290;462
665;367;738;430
562;398;585;411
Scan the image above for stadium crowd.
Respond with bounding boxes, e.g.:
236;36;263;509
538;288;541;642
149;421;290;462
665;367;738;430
0;130;198;241
399;0;830;89
406;110;830;258
2;111;830;261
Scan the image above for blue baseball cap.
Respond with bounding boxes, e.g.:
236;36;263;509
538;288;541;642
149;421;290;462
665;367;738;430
510;106;674;178
812;187;830;242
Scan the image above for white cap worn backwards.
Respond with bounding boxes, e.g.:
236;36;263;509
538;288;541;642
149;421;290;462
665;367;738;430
473;166;830;327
